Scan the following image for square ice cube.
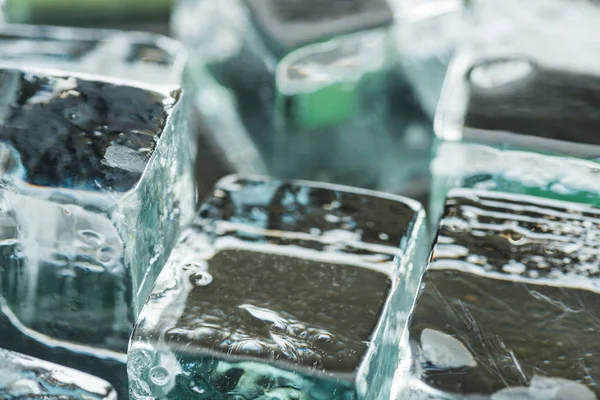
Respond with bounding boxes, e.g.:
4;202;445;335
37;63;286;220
0;348;117;399
274;29;432;191
393;0;464;117
399;189;600;399
129;175;428;400
0;67;195;396
244;0;393;54
173;0;432;194
431;0;600;223
0;24;186;87
436;0;600;152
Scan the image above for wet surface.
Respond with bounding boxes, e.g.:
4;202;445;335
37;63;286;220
244;0;394;53
0;68;174;192
409;189;600;396
169;248;391;372
0;348;117;400
465;59;600;148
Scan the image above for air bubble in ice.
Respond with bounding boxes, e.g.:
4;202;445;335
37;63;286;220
190;272;213;287
149;366;170;387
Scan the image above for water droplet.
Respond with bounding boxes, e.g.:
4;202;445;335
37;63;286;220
183;262;206;271
314;332;335;349
234;340;264;355
149;366;170;386
190;272;213;287
502;261;526;274
97;246;118;263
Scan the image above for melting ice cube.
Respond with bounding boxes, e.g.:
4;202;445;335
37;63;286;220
129;175;428;400
0;67;195;397
400;189;600;398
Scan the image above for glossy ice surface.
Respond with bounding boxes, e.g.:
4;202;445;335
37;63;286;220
0;348;117;399
0;68;194;398
129;175;428;400
431;0;600;224
173;0;432;194
436;0;600;153
0;24;185;86
400;189;600;399
393;0;464;117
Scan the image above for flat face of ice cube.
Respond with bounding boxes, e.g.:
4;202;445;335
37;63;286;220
406;189;600;397
201;176;419;254
0;348;117;399
0;25;185;86
168;248;391;372
129;175;425;399
244;0;393;51
436;0;600;157
0;68;176;192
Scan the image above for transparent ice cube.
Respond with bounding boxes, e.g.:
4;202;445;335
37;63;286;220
398;189;600;399
274;29;432;192
0;67;195;397
436;0;600;147
431;0;600;223
129;175;428;400
173;0;433;194
0;348;117;399
0;23;186;87
392;0;464;118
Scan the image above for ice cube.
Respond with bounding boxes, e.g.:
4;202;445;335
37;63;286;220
431;0;600;223
393;0;464;117
129;175;428;400
399;189;600;398
0;348;117;399
173;0;433;194
436;0;600;148
0;67;195;397
274;29;432;191
0;24;186;87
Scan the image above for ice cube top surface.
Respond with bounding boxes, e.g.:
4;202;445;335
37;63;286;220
409;188;600;396
244;0;393;52
437;0;600;157
0;348;117;400
462;59;600;147
0;68;177;192
201;176;420;253
0;24;185;86
159;176;421;374
169;248;391;373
